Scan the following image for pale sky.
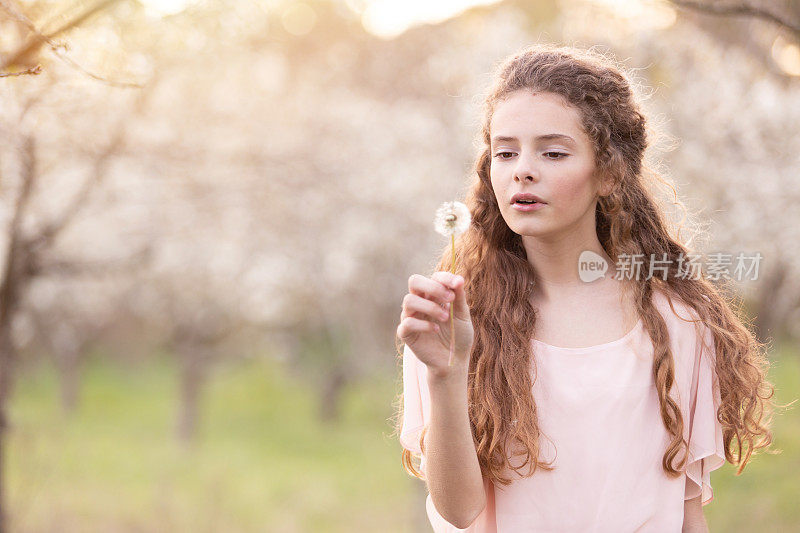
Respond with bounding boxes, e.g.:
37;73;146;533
134;0;800;76
140;0;656;37
139;0;200;17
357;0;682;39
353;0;503;38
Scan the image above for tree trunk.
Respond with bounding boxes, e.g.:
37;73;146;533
753;259;789;345
318;368;347;423
0;392;6;533
177;349;205;444
56;348;81;414
0;327;16;533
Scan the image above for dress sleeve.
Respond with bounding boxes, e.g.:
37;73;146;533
399;343;431;473
683;322;727;505
400;344;498;532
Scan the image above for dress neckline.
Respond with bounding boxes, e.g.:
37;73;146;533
532;318;644;353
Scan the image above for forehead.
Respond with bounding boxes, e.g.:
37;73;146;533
490;90;584;141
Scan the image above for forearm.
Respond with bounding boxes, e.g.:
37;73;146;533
682;519;709;533
424;364;486;529
682;494;709;532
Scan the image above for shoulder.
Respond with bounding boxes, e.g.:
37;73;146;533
650;288;709;339
650;288;716;383
650;287;705;326
651;288;714;357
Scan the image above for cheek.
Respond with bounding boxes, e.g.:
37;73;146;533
551;172;598;204
489;168;505;196
556;179;588;199
489;163;499;184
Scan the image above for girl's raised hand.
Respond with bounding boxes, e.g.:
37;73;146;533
397;271;474;377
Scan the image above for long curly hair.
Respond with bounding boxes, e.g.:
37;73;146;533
393;44;777;487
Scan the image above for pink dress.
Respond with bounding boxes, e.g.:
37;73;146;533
399;288;726;532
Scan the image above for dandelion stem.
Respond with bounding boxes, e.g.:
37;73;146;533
448;232;455;367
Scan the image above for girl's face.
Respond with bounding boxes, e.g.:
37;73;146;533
489;90;610;239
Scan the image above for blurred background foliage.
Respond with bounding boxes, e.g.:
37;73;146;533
1;0;799;531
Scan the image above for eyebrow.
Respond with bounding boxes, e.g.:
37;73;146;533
491;134;576;145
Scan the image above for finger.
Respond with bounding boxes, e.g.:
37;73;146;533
409;273;454;306
397;316;439;341
401;293;451;323
431;272;468;319
430;271;461;291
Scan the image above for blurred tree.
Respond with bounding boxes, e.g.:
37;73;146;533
27;292;107;413
668;0;800;40
1;0;127;79
667;0;800;78
0;1;151;528
162;282;240;444
0;126;142;530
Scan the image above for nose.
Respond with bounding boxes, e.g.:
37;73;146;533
513;152;539;182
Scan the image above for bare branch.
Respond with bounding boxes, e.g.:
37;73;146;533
0;0;36;29
50;47;144;88
37;245;153;279
0;65;42;77
668;0;800;38
2;0;122;69
26;128;125;253
0;0;142;88
0;135;38;324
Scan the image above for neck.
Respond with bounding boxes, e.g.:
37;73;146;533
521;226;615;305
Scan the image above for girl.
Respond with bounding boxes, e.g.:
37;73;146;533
393;44;776;532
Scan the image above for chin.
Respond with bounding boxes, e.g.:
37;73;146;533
511;224;553;238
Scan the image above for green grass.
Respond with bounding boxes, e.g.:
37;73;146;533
703;346;800;532
8;354;419;532
6;345;800;532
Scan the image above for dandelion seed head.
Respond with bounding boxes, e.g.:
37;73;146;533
434;201;471;237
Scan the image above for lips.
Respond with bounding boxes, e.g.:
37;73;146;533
510;193;546;204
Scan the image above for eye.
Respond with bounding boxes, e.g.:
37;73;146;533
494;151;569;160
